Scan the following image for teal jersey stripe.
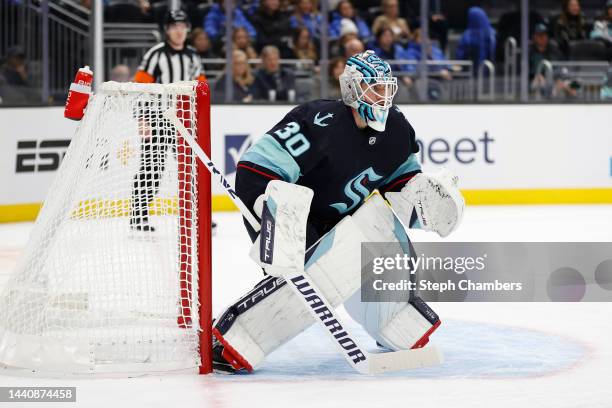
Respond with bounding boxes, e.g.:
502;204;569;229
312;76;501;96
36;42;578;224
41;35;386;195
266;195;278;218
241;134;301;183
305;229;336;270
381;154;421;187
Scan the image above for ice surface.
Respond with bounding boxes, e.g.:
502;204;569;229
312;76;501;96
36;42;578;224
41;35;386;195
1;205;611;408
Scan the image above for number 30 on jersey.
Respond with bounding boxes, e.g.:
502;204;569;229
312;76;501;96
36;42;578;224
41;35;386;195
274;122;310;157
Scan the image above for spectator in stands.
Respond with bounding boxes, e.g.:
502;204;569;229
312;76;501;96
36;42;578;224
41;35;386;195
329;0;371;41
351;0;379;15
552;67;581;100
233;27;258;59
395;0;449;52
214;49;255;103
191;28;219;59
1;46;28;87
327;56;346;99
0;46;35;104
428;13;449;53
330;19;359;57
135;0;152;21
495;8;545;63
280;0;293;12
371;0;410;43
343;37;364;58
404;27;452;81
289;27;318;62
250;0;293;55
371;26;409;72
204;0;257;47
529;23;562;86
241;0;259;17
190;27;223;75
590;1;612;47
313;56;345;99
290;0;322;40
553;0;588;56
455;7;496;69
110;64;131;82
326;0;343;9
399;27;450;100
252;45;296;101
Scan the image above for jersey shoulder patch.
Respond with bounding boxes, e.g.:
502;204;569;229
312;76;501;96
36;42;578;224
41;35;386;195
299;99;346;128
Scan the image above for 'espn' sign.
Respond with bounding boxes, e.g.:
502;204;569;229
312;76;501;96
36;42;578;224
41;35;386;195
15;140;71;173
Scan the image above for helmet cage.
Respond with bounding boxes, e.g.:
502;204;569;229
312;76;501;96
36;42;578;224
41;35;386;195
350;75;398;111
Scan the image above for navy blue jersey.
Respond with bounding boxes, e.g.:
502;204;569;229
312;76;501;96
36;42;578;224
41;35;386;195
236;99;421;239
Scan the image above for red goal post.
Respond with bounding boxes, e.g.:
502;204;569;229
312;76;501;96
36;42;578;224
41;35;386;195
180;80;212;374
192;81;213;374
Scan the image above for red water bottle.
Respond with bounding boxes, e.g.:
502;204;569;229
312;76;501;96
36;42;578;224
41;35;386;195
64;65;93;121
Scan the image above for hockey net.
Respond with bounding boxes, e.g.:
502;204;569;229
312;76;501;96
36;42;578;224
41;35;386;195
0;81;212;375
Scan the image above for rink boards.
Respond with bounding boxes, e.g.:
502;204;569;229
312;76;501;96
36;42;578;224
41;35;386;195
0;104;611;222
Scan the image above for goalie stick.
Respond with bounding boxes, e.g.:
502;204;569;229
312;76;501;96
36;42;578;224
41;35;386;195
163;108;443;374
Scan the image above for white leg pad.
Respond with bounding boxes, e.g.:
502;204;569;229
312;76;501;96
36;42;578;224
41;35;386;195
379;303;436;349
220;214;368;369
344;295;437;351
215;193;434;369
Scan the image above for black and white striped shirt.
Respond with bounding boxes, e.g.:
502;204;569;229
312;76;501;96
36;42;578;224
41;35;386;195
136;42;204;84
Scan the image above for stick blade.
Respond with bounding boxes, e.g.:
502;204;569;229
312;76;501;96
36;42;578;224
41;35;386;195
367;346;443;374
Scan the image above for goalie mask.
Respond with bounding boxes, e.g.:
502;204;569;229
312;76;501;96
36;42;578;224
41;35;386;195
339;50;398;132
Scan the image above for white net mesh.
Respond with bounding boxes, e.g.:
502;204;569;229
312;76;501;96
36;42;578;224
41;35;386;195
0;81;209;374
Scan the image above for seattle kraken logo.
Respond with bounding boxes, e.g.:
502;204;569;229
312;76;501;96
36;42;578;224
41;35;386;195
330;167;382;214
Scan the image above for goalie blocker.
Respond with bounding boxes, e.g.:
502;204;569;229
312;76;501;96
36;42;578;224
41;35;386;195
212;186;441;373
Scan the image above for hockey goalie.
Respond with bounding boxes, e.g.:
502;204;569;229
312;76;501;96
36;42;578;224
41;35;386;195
211;50;465;373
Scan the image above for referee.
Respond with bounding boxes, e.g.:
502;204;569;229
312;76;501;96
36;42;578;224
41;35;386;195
130;10;206;232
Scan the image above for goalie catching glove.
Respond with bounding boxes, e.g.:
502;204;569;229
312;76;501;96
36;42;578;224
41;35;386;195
386;168;465;237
